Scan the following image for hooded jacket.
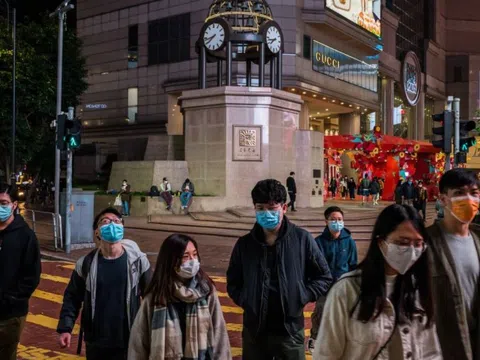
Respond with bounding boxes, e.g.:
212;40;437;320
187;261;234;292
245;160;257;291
315;227;357;281
0;214;41;320
226;217;332;337
57;239;152;347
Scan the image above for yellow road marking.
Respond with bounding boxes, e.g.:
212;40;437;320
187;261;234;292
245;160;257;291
211;276;226;283
231;347;242;357
26;313;79;335
61;264;75;270
226;323;311;337
33;289;63;304
221;305;244;314
40;273;69;284
18;344;85;359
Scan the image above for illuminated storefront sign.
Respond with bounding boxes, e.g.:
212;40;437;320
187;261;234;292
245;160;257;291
312;40;379;92
401;51;421;106
326;0;381;37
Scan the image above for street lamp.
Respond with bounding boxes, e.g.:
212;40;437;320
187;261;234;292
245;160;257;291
2;0;16;184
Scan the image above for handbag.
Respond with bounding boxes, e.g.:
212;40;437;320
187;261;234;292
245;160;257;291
114;195;122;206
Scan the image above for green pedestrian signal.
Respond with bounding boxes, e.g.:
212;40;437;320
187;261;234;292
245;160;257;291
65;118;82;150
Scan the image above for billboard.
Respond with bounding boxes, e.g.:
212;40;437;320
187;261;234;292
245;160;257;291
326;0;381;37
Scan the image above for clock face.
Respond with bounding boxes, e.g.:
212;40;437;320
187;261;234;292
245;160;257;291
266;26;281;54
203;23;226;51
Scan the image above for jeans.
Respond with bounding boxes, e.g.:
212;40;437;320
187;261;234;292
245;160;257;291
86;344;127;360
242;327;305;360
180;191;193;207
0;316;26;360
122;201;129;216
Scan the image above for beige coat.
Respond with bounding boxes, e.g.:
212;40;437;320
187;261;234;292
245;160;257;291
313;270;442;360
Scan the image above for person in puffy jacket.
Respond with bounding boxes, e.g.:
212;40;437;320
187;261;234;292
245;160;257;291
313;204;442;360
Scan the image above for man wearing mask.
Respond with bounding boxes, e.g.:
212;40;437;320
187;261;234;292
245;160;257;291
427;169;480;360
227;179;332;359
286;171;297;212
160;177;173;210
0;184;41;360
307;206;357;353
402;176;416;206
57;207;152;360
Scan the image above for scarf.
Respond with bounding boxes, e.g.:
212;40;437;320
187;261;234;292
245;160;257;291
150;278;213;360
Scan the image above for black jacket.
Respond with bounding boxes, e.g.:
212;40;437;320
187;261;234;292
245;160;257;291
226;217;332;336
402;182;415;199
286;176;297;194
369;181;380;195
0;215;41;320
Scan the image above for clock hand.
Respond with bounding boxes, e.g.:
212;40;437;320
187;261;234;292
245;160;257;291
205;35;216;45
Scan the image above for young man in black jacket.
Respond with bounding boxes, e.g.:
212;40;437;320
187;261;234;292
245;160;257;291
0;183;41;360
227;179;332;359
286;171;297;211
57;207;152;360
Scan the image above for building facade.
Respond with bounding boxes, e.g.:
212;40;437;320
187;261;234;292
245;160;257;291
75;0;480;178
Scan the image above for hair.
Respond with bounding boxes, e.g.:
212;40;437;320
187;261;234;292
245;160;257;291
93;207;123;230
145;234;214;306
351;204;434;327
324;206;344;219
439;168;479;194
0;183;18;202
290;171;295;176
251;179;287;205
123;179;128;183
396;180;403;187
163;177;167;182
364;174;368;178
185;178;190;183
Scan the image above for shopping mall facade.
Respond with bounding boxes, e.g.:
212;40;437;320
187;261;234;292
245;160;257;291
74;0;480;179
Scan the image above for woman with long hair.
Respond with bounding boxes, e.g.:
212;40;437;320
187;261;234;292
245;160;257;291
128;234;231;360
313;204;442;359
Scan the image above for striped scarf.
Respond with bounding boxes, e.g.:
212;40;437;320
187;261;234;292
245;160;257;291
150;279;213;360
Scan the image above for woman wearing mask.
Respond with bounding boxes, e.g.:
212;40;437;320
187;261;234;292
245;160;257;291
313;204;442;360
128;234;231;360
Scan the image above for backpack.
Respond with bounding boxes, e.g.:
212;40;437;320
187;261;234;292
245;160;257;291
149;185;160;197
361;178;370;189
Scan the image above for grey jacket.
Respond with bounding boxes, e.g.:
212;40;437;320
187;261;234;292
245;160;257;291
427;222;480;360
57;240;152;346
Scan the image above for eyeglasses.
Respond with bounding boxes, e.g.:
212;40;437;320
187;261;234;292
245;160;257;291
387;239;427;252
98;217;122;226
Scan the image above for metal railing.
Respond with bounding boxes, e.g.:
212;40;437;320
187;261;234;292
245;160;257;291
23;209;63;251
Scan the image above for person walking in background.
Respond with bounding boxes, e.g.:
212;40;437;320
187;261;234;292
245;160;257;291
0;183;41;360
119;179;131;217
340;176;348;200
180;178;195;211
402;177;415;206
313;204;441;359
427;169;480;360
286;171;297;212
378;177;385;199
394;180;404;205
329;177;337;199
57;207;152;360
128;234;231;359
160;177;173;211
435;196;444;220
360;174;370;205
227;179;332;360
308;206;357;353
414;180;428;221
347;177;356;200
369;177;380;206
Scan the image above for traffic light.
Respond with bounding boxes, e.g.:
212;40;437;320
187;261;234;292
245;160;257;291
459;120;476;152
65;118;82;150
431;110;454;153
56;114;68;151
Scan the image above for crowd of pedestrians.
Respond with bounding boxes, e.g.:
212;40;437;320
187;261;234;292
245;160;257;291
1;168;480;359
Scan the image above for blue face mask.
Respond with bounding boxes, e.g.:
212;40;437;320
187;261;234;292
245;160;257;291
256;210;281;231
99;223;124;243
408;181;413;185
0;205;13;223
328;220;344;233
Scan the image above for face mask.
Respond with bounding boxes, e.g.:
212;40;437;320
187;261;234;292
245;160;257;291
99;223;124;243
381;242;424;275
177;259;200;279
328;220;344;233
446;195;480;224
419;185;423;188
408;181;412;185
0;205;13;222
256;210;281;231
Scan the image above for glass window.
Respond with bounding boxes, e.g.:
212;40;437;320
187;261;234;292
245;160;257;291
148;13;190;65
128;25;138;69
454;66;463;82
128;88;138;123
303;35;311;59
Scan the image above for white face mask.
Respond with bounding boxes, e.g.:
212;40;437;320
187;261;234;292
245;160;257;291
380;242;425;275
176;259;200;279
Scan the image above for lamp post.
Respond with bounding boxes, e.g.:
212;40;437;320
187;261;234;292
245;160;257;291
3;0;16;184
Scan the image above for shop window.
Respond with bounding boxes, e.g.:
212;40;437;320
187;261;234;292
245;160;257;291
454;66;463;82
128;25;138;69
303;35;311;59
148;13;190;65
128;88;138;123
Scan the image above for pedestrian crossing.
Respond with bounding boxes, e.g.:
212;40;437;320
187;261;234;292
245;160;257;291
19;261;314;359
